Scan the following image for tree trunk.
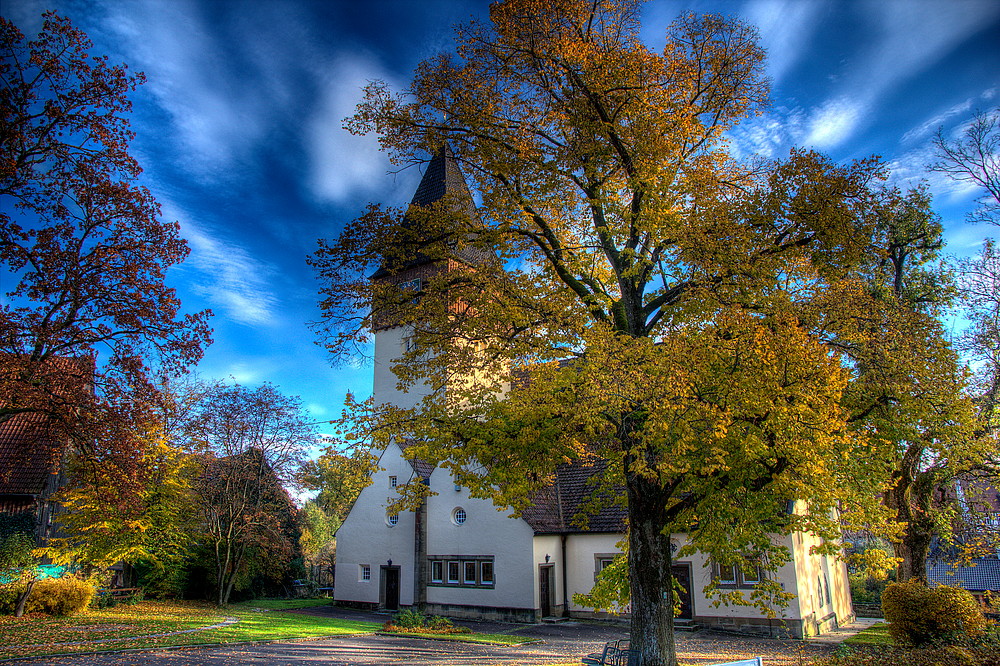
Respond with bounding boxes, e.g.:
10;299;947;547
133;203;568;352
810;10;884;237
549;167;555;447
885;454;935;584
13;580;35;617
627;470;676;666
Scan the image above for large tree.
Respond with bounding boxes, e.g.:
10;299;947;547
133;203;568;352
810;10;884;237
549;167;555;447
0;13;211;469
190;383;313;606
841;186;978;582
313;2;901;663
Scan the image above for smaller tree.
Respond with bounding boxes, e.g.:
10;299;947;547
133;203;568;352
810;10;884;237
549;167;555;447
930;107;999;226
1;12;211;480
300;443;376;523
191;383;313;606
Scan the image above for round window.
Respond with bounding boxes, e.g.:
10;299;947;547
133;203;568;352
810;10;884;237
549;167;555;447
452;507;467;525
386;513;399;527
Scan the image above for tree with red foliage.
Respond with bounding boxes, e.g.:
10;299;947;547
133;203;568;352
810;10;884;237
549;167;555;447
0;13;211;466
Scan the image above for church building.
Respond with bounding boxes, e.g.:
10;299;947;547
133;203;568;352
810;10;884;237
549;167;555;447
333;148;855;638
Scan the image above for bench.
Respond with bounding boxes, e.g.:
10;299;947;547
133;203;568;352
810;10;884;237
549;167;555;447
583;643;762;666
582;640;637;666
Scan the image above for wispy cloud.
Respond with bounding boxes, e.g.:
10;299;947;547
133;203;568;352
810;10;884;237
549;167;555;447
167;204;280;327
797;0;1000;150
305;55;398;204
804;97;866;150
743;0;825;89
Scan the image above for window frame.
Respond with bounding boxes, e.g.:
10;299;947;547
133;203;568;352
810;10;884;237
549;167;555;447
389;476;397;488
714;562;763;589
429;556;495;589
360;564;371;582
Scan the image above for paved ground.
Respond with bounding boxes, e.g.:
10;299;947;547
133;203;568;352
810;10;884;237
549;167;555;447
7;606;879;666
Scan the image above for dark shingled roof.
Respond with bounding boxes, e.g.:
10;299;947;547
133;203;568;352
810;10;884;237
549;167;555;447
522;459;626;535
0;412;63;496
371;145;491;280
928;556;1000;592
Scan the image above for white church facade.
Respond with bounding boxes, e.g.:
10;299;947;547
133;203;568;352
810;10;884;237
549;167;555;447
332;149;855;638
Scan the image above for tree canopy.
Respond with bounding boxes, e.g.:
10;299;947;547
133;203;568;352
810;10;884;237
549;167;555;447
311;2;965;663
0;12;211;471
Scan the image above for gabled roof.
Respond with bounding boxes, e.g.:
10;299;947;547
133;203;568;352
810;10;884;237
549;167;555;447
371;145;491;280
522;459;626;535
0;412;63;497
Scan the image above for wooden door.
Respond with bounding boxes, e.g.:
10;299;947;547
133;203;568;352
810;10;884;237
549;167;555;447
672;564;693;620
383;566;400;611
539;565;553;617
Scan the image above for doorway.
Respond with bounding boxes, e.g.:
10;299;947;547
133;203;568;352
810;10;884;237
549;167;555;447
381;566;400;611
539;565;554;617
671;563;693;620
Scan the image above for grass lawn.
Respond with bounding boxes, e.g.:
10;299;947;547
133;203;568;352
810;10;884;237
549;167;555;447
842;622;893;647
231;598;333;611
0;598;537;658
0;599;380;659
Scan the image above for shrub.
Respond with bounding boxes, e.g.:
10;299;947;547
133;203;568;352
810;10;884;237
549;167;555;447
882;579;990;646
381;610;471;635
26;577;95;616
391;608;426;628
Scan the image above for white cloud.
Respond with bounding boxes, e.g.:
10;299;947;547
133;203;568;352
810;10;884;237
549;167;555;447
804;97;866;149
727;106;807;159
305;55;398;203
167;204;280;327
224;363;264;384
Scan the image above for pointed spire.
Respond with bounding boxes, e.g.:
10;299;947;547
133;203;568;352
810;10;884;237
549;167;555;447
409;144;476;213
371;144;485;280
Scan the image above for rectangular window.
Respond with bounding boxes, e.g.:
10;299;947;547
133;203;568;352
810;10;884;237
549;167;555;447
428;556;494;588
742;566;762;585
824;573;832;606
389;476;397;488
717;564;738;585
360;565;371;582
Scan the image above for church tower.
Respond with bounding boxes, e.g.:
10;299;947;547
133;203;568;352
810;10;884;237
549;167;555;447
370;146;484;410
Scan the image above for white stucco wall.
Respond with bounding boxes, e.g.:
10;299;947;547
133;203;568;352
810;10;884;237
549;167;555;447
334;442;421;607
425;469;536;610
563;533;623;613
373;326;431;410
791;529;854;634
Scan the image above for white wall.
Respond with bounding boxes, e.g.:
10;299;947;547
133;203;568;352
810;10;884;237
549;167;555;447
373;325;431;410
791;529;854;634
425;468;536;609
334;442;422;607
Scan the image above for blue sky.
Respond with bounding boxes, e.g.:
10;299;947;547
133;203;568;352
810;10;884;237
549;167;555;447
4;0;999;441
